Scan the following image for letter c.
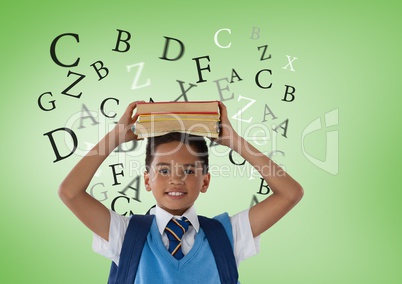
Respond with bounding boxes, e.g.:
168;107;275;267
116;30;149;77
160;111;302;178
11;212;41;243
50;33;80;67
214;28;232;49
111;195;130;216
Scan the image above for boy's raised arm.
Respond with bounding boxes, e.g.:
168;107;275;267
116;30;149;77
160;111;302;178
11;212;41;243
58;102;141;241
216;102;304;237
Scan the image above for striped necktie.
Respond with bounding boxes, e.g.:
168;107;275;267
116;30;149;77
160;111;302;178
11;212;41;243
165;217;190;259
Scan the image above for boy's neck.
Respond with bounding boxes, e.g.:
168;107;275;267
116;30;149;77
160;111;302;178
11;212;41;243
158;205;192;216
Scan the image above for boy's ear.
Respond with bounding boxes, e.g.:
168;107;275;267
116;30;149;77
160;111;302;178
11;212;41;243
144;171;151;192
200;173;211;193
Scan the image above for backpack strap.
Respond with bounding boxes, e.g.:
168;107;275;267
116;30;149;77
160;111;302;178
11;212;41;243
198;215;239;284
108;214;155;284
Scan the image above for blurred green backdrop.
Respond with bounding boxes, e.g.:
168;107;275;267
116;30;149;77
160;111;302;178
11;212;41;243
1;1;401;283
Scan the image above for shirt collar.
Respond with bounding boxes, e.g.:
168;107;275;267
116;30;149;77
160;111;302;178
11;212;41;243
153;205;200;235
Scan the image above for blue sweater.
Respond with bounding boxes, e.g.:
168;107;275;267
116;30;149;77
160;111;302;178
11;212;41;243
134;213;235;284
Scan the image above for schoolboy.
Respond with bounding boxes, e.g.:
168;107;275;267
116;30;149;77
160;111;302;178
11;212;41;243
58;101;303;283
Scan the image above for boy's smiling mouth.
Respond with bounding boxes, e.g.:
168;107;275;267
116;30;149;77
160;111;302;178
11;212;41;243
166;191;186;196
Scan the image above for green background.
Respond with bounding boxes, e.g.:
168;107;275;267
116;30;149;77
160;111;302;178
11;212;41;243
1;1;401;283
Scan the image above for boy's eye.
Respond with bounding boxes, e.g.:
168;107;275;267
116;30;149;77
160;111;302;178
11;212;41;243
184;168;195;175
159;168;170;175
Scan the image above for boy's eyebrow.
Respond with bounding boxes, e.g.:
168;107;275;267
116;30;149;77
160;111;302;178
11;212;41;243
182;163;196;168
155;163;171;167
154;163;198;167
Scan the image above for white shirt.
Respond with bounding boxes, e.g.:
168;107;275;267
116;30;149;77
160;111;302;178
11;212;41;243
92;205;260;267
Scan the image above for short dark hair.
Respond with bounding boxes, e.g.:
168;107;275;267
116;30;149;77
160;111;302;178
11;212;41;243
145;132;209;174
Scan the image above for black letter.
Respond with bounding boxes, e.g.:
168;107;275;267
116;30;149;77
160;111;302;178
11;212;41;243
257;45;271;61
192;55;211;83
43;127;78;163
50;33;80;67
282;85;296;102
273;119;289;138
230;68;243;83
90;61;109;81
118;176;141;202
112;29;131;53
61;71;86;98
111;195;135;216
159;36;185;61
250;195;259;207
255;69;272;89
258;178;271;195
109;163;124;185
100;97;119;118
38;92;56;111
229;149;246;166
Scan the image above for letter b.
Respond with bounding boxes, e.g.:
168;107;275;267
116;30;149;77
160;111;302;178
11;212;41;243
113;29;131;53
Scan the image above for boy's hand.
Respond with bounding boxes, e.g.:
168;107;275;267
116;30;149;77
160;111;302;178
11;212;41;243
213;101;240;148
112;101;144;144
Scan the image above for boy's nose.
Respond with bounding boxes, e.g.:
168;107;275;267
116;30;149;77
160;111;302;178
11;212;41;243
169;172;185;184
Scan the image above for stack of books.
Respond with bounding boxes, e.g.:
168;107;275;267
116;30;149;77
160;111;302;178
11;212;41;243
134;101;220;139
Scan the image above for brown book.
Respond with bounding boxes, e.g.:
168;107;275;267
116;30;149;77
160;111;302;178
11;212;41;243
134;101;220;139
136;101;219;115
137;113;220;122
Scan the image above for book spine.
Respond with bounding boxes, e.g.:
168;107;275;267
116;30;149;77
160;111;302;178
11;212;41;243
138;111;219;115
136;101;218;105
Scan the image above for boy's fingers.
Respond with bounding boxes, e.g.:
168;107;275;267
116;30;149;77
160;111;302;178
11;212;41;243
126;100;145;117
218;101;227;117
218;101;231;126
132;113;139;123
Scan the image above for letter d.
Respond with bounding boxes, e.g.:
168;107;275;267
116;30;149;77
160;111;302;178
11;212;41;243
159;36;185;61
43;127;78;163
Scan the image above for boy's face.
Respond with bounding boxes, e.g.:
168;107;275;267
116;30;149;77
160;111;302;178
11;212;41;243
144;141;210;216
